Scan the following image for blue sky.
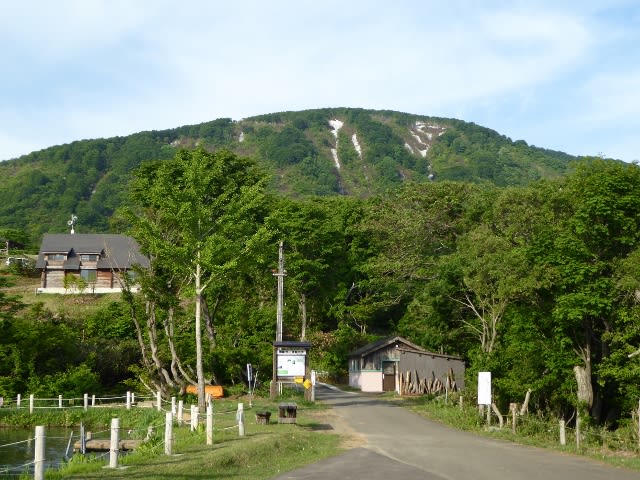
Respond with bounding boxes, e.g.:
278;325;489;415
1;0;639;162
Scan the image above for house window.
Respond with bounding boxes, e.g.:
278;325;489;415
47;254;66;261
80;254;99;261
80;269;97;282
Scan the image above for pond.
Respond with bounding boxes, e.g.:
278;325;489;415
0;427;73;476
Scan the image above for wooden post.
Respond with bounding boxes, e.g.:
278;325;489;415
206;401;213;445
157;390;162;411
486;404;491;426
91;394;96;407
59;395;63;409
17;393;21;409
459;396;463;410
34;425;45;480
171;397;176;417
109;418;120;468
559;419;566;446
80;423;86;454
637;399;640;451
576;410;581;450
126;391;131;410
510;403;517;434
164;411;173;456
30;394;34;414
83;393;88;411
178;400;184;425
237;403;245;437
132;392;135;405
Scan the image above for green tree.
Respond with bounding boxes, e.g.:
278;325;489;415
124;148;269;408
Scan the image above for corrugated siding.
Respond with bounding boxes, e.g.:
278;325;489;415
398;351;465;390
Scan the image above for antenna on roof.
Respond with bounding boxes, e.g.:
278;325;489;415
67;214;78;235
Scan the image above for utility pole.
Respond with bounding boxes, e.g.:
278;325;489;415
274;241;286;341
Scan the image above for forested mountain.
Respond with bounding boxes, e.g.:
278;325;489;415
2;120;640;429
0;108;577;247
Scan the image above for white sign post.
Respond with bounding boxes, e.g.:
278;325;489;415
477;371;492;405
478;371;492;426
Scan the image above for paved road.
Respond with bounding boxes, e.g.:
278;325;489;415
273;384;640;480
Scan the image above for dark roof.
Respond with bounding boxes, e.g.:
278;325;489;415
348;336;463;361
36;234;150;270
348;336;425;358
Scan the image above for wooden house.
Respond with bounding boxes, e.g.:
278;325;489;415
35;234;149;294
348;336;465;395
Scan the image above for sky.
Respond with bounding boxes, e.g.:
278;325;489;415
1;0;639;162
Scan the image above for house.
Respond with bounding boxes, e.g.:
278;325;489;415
35;233;149;294
348;336;465;395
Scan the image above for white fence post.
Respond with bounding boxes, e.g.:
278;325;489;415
83;393;88;411
190;405;199;431
29;394;34;414
164;411;173;455
34;425;45;480
237;403;245;437
177;400;184;425
16;393;21;409
109;418;120;468
157;390;162;411
206;401;213;445
126;391;131;410
559;419;566;446
171;397;176;417
92;394;96;407
58;394;63;409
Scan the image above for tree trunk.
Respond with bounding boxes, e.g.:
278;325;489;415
573;364;593;410
195;259;205;410
300;293;307;341
202;294;219;349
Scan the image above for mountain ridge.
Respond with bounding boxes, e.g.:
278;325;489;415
0;107;579;245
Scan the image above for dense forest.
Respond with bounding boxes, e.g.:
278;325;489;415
1;109;639;426
0;108;577;248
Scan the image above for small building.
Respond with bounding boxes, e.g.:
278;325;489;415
35;233;149;294
348;336;465;395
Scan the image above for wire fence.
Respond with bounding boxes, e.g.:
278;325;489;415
0;393;254;480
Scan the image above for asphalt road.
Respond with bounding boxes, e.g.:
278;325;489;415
273;384;640;480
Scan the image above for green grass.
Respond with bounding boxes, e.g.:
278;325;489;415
49;419;340;479
0;394;342;479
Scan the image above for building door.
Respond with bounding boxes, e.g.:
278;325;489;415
382;361;396;392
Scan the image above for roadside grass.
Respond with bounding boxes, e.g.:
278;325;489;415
1;393;342;479
48;418;340;479
399;394;640;472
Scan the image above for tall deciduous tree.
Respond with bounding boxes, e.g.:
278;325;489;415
125;148;269;408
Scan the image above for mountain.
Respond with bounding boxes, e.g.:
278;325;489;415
0;108;576;246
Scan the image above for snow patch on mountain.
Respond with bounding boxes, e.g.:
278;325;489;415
408;121;447;158
352;133;362;158
329;119;344;170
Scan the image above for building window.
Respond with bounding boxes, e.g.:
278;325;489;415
47;254;66;261
80;254;99;261
80;269;97;282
